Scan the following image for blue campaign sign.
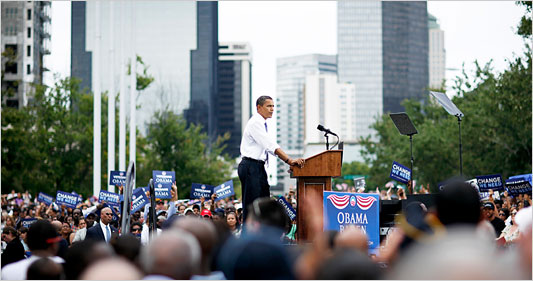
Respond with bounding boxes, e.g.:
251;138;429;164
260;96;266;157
37;192;54;206
389;161;411;184
505;179;532;196
20;218;38;229
323;191;380;252
277;196;296;221
190;183;214;199
109;171;127;186
213;180;235;201
56;191;80;209
476;174;504;192
131;188;149;213
152;170;175;199
98;190;121;207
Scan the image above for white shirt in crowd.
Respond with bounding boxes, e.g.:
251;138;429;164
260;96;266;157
1;255;64;280
240;113;280;162
99;222;112;242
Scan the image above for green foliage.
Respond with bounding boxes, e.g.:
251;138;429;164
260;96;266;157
517;1;532;39
138;110;233;198
333;161;372;188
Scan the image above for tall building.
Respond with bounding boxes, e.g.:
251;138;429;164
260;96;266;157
185;1;219;144
275;54;337;193
338;1;429;140
70;1;197;133
217;42;252;158
428;13;446;89
2;1;51;108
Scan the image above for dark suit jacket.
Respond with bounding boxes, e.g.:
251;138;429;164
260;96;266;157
1;238;25;267
85;223;117;242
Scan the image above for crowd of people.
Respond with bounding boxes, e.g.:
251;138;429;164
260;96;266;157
1;179;532;280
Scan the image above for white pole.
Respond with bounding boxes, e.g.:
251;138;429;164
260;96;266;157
118;1;126;171
93;1;101;196
129;2;136;185
107;2;116;192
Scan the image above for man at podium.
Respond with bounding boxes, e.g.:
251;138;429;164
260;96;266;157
238;96;305;223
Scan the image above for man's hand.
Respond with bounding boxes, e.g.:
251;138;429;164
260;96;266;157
170;182;178;201
288;158;305;168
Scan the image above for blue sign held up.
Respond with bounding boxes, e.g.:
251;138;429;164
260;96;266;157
389;161;411;184
277;196;296;221
20;218;38;229
37;192;54;206
98;190;121;208
505;179;532;196
323;191;380;253
109;171;127;186
55;191;80;209
131;188;149;213
476;174;504;192
190;183;214;199
213;180;235;201
152;170;175;199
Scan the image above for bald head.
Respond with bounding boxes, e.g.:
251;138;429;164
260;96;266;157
334;226;368;253
172;217;217;261
51;220;63;233
100;207;113;225
80;258;142;280
140;229;201;279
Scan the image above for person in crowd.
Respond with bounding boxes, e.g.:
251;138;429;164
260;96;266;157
482;201;506;237
172;216;225;279
60;221;73;246
140;229;201;280
85;207;117;243
334;225;368;253
1;220;64;280
51;220;69;258
26;257;64;280
1;226;26;267
111;234;142;270
80;257;143;280
200;209;212;220
18;226;30;255
217;198;295;279
63;239;115;279
130;221;143;240
177;204;186;215
238;95;304;223
497;208;520;245
192;204;201;216
499;207;510;223
71;218;87;243
225;211;241;237
315;248;382;280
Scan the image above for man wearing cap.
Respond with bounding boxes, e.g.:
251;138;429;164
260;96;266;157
201;209;212;220
482;202;505;237
85;207;117;243
239;96;305;224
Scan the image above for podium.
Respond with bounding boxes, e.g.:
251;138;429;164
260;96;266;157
290;150;342;241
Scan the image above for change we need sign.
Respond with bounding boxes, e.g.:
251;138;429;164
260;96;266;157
56;191;80;209
21;218;38;229
323;191;380;253
476;174;504;192
214;180;235;201
37;192;54;206
131;188;149;213
153;170;175;199
389;161;411;184
277;196;296;221
99;190;121;208
190;183;214;199
505;179;532;196
109;171;127;186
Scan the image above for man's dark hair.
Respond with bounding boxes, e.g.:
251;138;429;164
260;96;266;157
248;198;290;232
111;234;141;265
256;96;273;107
27;257;64;280
26;220;59;251
2;226;18;237
436;180;481;226
192;204;200;211
316;248;382;280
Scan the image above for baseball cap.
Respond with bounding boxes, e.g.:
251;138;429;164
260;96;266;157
201;209;212;218
483;202;494;209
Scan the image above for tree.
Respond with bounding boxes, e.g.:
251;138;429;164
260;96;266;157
138;110;233;198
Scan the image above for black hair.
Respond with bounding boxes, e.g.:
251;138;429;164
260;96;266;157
256;96;273;107
27;257;64;280
26;220;59;251
2;226;18;237
248;198;290;232
436;180;481;226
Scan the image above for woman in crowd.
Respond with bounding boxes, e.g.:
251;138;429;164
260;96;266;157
61;222;73;246
497;209;520;245
226;211;241;237
70;218;87;244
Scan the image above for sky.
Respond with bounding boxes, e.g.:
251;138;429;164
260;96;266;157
46;1;527;100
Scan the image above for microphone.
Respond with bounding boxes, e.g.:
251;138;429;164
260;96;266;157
317;124;337;136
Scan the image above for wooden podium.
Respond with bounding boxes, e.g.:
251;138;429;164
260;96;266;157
290;150;342;242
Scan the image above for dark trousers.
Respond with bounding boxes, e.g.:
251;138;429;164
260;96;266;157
238;158;270;224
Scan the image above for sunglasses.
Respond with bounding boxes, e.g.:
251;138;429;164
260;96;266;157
131;228;141;232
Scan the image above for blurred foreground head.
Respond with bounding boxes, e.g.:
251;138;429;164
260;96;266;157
80;258;142;280
245;197;290;236
140;229;201;279
388;227;524;279
436;180;481;226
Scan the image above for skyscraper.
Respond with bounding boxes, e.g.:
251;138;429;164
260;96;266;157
338;1;429;140
428;13;446;89
2;1;51;108
217;42;252;158
275;54;337;192
185;1;219;144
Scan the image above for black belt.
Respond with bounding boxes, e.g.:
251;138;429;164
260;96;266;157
242;157;265;164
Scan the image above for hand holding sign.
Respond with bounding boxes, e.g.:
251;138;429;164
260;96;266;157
170;181;178;201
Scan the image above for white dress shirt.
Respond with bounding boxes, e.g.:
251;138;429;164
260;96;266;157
99;222;111;242
240;113;280;162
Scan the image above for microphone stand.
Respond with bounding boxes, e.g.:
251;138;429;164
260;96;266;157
324;132;329;150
